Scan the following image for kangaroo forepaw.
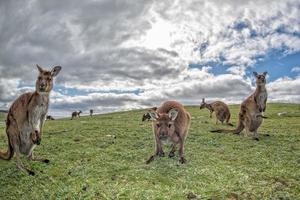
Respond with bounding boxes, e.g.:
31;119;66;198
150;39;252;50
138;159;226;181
179;157;187;164
28;170;35;176
168;152;175;158
43;159;50;164
31;130;41;145
158;152;165;157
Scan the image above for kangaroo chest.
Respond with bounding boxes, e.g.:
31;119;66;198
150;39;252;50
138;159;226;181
257;91;267;107
31;103;48;128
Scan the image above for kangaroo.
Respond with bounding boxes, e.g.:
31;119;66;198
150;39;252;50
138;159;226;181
146;101;191;164
46;115;55;120
90;109;93;117
71;110;82;120
142;107;157;121
200;98;233;126
211;71;268;140
0;65;61;175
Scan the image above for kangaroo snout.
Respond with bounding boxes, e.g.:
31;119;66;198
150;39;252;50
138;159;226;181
159;132;168;140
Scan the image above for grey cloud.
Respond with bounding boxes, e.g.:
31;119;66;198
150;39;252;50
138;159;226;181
0;0;299;114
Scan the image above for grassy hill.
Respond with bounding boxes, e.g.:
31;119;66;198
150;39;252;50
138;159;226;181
0;103;299;199
0;112;5;122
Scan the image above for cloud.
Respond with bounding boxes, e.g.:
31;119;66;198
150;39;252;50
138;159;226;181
0;0;299;116
291;67;300;73
268;76;300;103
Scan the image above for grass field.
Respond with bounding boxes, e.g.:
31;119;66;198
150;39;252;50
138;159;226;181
0;103;299;199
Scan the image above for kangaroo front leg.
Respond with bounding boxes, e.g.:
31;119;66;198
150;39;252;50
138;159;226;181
146;138;164;164
155;138;164;157
169;143;177;158
178;139;186;164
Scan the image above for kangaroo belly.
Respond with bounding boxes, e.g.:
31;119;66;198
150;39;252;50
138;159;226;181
19;125;36;155
249;115;263;132
19;105;47;155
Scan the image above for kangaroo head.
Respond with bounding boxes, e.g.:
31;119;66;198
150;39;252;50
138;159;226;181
200;98;207;109
149;108;179;141
36;65;62;94
253;71;267;86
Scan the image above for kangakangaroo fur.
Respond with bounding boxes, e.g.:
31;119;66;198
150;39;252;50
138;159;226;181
146;101;191;164
0;65;61;175
211;71;268;140
200;99;233;126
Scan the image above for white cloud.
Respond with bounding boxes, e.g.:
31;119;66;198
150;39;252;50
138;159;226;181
291;67;300;73
0;0;299;116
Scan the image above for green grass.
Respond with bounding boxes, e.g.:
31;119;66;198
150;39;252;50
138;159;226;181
0;103;299;199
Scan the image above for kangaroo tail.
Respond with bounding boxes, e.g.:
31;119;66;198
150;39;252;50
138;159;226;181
211;117;244;134
0;140;13;160
0;117;14;160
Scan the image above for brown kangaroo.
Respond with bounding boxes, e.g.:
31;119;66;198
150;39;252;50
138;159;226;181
211;71;268;140
0;65;61;175
142;107;157;121
146;101;191;164
71;110;82;120
200;98;233;126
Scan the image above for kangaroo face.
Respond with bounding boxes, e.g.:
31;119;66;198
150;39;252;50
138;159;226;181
253;71;267;86
36;65;62;94
149;109;178;141
154;114;175;140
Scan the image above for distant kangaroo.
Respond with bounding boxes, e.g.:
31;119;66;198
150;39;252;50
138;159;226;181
71;110;82;120
211;71;268;140
200;98;233;126
90;109;93;117
0;65;61;175
142;107;157;121
146;101;191;164
46;115;55;120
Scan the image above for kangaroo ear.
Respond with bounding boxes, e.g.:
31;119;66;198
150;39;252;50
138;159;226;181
202;98;205;103
36;64;43;73
51;66;62;77
168;108;179;121
253;71;258;77
263;71;267;76
149;110;159;121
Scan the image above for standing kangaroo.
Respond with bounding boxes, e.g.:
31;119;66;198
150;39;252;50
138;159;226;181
200;98;233;126
0;65;61;175
146;101;191;164
211;71;268;140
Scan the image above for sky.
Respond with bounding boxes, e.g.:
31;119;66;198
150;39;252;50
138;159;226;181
0;0;299;118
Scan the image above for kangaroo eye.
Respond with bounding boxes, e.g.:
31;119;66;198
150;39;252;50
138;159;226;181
168;124;172;128
156;124;160;128
38;76;42;80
